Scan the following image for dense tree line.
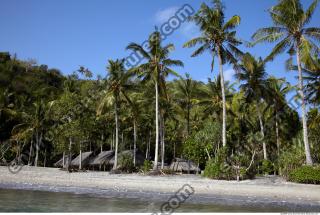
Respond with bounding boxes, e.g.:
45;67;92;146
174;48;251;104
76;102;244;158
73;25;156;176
0;0;319;181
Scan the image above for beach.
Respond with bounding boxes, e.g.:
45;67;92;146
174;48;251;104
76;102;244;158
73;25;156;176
0;165;320;210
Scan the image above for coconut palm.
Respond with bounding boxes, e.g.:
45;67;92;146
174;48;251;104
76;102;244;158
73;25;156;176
236;53;269;160
174;73;198;137
97;59;132;170
303;58;320;106
12;100;54;166
266;77;292;156
183;0;243;147
126;31;183;170
198;75;233;120
251;0;320;165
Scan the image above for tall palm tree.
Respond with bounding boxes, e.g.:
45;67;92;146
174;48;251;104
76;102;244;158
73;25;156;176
98;59;132;170
266;77;292;156
251;0;320;165
174;73;198;137
126;31;183;170
236;53;269;160
183;0;243;147
124;87;144;167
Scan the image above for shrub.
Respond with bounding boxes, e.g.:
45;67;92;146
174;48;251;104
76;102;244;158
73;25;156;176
203;148;256;180
203;158;234;180
203;148;235;180
141;160;152;173
118;154;135;173
278;145;305;178
289;165;320;184
261;160;274;175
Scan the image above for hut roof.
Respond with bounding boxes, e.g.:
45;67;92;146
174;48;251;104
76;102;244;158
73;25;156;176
109;150;144;166
71;151;93;167
170;158;200;173
89;151;114;166
54;154;73;167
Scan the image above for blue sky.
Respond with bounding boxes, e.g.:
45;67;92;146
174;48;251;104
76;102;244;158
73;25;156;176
0;0;319;85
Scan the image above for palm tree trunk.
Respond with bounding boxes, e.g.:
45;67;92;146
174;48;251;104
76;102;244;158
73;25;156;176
113;95;119;170
62;151;65;168
275;110;280;157
28;139;33;166
67;137;72;171
217;50;227;147
153;80;159;170
257;106;267;160
35;131;40;167
161;115;165;169
133;118;137;167
146;130;151;160
187;102;190;137
79;142;82;170
296;48;313;165
43;148;47;167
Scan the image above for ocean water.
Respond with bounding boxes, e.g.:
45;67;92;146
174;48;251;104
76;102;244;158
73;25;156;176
0;188;317;212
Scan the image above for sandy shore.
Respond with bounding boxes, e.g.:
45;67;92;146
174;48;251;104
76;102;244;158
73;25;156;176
0;166;320;208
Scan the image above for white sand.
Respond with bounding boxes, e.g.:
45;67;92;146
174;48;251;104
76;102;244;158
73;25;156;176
0;166;320;205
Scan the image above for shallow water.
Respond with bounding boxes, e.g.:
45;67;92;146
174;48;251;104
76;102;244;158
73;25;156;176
0;188;316;212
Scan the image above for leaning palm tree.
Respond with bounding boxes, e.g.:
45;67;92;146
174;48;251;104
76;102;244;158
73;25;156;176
183;0;243;147
236;53;269;160
97;59;132;170
251;0;320;165
127;31;183;170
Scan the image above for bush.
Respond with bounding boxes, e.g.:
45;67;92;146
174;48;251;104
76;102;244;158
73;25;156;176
278;145;305;178
118;154;136;173
289;165;320;184
203;148;235;180
261;160;274;175
203;148;256;180
203;158;234;180
141;160;152;173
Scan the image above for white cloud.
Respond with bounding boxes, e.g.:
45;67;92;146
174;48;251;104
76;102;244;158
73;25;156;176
154;6;200;40
154;6;179;24
179;22;199;39
224;69;236;82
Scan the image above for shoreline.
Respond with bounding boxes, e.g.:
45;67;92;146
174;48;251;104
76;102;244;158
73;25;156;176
1;166;320;210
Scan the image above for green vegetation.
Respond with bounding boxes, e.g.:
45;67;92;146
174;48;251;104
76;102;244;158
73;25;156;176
289;166;320;184
0;0;319;183
141;160;152;173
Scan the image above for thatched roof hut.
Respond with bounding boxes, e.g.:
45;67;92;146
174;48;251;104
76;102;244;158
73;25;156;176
70;151;93;168
54;154;73;168
170;158;200;173
109;150;144;167
89;150;114;168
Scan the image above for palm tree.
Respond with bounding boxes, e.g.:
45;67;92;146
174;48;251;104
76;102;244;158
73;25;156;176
198;75;233;122
12;100;54;166
236;53;269;160
124;88;144;167
126;31;183;170
303;57;320;106
266;77;292;156
174;73;198;137
251;0;320;165
98;59;132;170
183;0;243;147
